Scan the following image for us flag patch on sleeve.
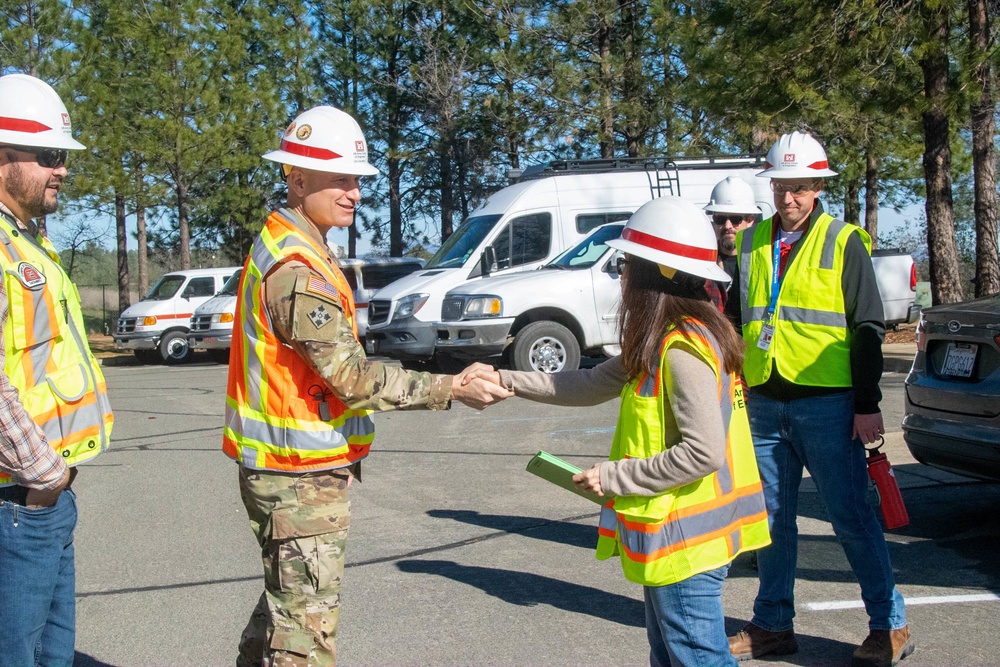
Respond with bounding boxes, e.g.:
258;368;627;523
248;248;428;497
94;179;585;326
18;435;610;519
306;275;339;301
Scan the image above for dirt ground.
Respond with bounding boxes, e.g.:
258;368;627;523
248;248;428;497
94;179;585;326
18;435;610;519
87;334;129;359
884;322;917;344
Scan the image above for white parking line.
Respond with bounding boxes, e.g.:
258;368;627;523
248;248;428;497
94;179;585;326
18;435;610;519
805;593;1000;611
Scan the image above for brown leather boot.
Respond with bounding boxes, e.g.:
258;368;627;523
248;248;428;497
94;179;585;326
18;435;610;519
728;623;798;662
851;627;915;667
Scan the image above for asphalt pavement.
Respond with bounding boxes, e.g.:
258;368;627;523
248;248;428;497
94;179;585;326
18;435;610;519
67;345;1000;667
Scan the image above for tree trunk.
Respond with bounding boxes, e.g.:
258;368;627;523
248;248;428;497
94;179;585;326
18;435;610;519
136;162;149;296
844;178;861;225
864;151;879;249
921;5;963;305
176;163;191;270
348;221;358;258
620;0;640;157
115;190;130;312
969;0;1000;296
598;17;614;158
439;133;455;244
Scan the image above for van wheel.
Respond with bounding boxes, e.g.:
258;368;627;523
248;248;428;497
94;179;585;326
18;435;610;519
159;331;193;365
134;350;160;365
511;321;580;374
209;349;231;365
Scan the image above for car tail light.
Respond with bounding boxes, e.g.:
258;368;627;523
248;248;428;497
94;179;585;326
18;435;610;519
916;318;927;351
910;264;917;291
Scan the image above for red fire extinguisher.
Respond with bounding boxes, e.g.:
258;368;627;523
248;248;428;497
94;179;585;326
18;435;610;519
866;438;909;529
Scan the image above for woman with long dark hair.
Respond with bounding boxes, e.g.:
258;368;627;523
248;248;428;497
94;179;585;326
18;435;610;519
469;197;770;666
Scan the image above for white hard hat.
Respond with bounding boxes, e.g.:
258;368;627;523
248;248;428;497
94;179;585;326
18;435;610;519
703;176;760;215
607;196;731;283
0;74;85;150
757;131;837;179
263;106;378;176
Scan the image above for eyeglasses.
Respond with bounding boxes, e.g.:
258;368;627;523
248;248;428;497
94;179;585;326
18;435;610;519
770;181;818;196
615;256;628;274
711;214;747;226
14;146;69;169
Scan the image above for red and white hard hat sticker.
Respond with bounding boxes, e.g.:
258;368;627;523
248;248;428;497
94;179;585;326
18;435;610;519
15;262;46;289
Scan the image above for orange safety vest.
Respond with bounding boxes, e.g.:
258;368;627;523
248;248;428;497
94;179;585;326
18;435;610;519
0;212;113;486
222;209;375;472
595;319;770;586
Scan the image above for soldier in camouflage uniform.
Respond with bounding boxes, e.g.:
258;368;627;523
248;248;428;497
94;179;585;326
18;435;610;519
225;106;511;667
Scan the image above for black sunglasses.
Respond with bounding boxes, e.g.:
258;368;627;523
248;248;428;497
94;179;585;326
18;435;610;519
616;256;628;274
14;146;68;169
711;214;746;226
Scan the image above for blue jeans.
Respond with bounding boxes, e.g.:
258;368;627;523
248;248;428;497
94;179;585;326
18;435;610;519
748;392;906;632
645;566;737;667
0;488;78;667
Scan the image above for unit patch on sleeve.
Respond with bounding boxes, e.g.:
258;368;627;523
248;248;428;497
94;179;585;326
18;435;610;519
307;304;333;329
12;262;46;290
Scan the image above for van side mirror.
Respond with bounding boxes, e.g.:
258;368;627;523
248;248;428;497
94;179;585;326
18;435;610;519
480;246;498;277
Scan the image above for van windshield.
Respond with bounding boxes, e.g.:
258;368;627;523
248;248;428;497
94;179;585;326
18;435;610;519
546;224;624;270
143;275;185;301
218;270;243;296
425;214;502;269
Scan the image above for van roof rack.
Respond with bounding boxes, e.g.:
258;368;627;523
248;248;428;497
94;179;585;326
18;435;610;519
513;155;766;182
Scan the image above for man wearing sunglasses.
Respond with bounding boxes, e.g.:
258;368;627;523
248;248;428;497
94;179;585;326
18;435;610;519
703;176;760;312
725;132;911;667
0;73;114;667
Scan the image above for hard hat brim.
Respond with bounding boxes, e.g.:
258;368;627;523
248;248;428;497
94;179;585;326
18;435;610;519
756;166;838;178
703;202;760;215
607;237;732;284
0;132;85;151
263;150;379;176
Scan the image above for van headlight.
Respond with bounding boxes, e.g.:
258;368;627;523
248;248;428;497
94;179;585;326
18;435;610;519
393;293;430;320
442;295;503;320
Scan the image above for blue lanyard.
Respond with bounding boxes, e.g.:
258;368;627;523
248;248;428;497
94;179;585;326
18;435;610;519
767;234;783;320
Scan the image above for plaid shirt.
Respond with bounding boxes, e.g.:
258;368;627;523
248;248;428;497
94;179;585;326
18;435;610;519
0;206;67;490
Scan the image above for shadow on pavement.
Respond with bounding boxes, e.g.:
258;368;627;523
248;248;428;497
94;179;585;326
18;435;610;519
426;509;597;550
396;559;645;627
74;652;120;667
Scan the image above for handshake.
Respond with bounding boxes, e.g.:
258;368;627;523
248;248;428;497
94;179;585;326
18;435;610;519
450;362;512;410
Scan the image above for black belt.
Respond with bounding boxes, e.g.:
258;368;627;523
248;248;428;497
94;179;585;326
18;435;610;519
0;468;76;506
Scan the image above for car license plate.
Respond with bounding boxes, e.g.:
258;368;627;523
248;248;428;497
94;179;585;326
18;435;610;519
941;342;977;378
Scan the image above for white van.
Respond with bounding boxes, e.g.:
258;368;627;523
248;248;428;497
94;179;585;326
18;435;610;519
186;258;425;364
365;157;773;363
114;267;240;364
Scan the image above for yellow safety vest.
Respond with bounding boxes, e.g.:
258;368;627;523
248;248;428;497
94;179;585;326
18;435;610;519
0;212;113;486
595;319;770;587
737;213;872;388
223;209;375;472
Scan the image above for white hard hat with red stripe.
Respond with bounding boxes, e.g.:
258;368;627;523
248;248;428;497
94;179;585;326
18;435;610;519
606;196;731;283
263;106;378;176
0;74;85;150
757;131;837;179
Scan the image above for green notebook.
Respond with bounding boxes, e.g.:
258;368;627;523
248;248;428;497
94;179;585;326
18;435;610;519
525;451;611;505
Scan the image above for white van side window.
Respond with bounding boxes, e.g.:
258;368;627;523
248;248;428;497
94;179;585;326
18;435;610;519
493;212;552;270
576;212;632;234
183;277;217;298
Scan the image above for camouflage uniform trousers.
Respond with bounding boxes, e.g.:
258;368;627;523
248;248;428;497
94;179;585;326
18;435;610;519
236;466;351;667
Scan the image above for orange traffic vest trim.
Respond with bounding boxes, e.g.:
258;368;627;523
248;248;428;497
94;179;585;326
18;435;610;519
222;209;374;472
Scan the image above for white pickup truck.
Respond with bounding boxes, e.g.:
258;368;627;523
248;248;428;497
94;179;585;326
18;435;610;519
433;225;919;373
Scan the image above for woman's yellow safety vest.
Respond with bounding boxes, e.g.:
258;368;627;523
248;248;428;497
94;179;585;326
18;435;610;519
0;213;113;486
223;209;375;472
737;213;872;388
595;319;770;586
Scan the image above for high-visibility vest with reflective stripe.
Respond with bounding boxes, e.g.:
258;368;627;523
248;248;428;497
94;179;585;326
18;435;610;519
223;209;374;472
595;319;770;586
737;213;872;388
0;213;113;486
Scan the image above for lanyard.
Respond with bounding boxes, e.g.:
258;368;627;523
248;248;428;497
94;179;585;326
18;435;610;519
767;234;783;320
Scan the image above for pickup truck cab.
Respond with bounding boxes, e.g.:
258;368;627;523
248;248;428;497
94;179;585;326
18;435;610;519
434;223;626;372
872;249;920;327
114;267;240;364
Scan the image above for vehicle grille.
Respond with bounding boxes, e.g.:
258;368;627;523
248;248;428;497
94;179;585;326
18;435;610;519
116;318;136;334
441;297;464;321
190;315;213;332
368;299;391;325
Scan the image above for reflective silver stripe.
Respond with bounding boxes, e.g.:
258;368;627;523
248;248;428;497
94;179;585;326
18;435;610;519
819;217;846;270
230;408;374;453
744;306;769;323
738;227;756;324
599;505;618;533
39;398;108;450
637;351;661;398
617;491;767;557
730;528;742;554
28;341;49;386
778;306;846;328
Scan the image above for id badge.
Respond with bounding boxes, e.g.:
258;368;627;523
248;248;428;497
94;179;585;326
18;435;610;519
757;323;775;351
